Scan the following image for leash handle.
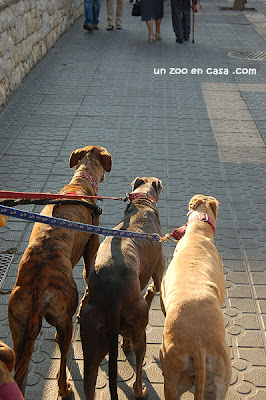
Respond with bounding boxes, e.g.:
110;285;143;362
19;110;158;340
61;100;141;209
0;214;7;227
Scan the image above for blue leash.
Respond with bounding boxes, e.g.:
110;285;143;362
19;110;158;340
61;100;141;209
0;205;161;242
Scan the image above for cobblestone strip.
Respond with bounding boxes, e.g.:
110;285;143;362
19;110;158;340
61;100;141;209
202;82;266;163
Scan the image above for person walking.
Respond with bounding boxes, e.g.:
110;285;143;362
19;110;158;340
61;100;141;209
106;0;124;30
141;0;164;43
170;0;191;43
83;0;100;31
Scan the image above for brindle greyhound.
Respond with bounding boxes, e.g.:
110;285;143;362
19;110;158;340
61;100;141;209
8;146;112;397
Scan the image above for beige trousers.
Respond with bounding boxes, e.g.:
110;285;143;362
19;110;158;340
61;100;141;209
106;0;124;25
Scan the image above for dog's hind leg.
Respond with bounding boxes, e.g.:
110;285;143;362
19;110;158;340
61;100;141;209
130;299;149;398
204;375;231;400
56;318;73;398
132;329;147;398
143;282;156;309
121;337;132;352
144;254;164;309
12;320;41;395
80;305;108;400
164;377;177;400
9;289;42;395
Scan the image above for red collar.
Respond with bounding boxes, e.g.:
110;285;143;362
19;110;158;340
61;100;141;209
170;213;216;241
188;212;216;233
128;192;157;205
75;170;98;191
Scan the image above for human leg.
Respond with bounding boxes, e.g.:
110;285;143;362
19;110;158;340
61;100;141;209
155;18;162;39
146;19;155;42
170;0;183;41
106;0;114;28
115;0;124;27
182;0;191;40
92;0;100;26
84;0;94;30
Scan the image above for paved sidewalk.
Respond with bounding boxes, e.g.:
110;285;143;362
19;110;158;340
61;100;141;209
0;0;266;398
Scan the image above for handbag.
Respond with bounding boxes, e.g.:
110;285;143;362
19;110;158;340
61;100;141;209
132;0;141;16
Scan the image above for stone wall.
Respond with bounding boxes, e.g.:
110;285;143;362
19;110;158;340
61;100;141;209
0;0;84;109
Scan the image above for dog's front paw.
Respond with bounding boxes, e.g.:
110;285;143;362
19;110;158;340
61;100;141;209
132;382;147;399
58;381;72;398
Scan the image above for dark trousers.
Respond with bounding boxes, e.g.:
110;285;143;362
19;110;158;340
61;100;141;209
170;0;191;40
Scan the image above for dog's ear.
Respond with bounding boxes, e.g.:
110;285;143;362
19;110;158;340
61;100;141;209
69;148;87;168
69;147;112;170
96;147;112;172
188;195;204;212
152;179;163;194
131;177;145;191
208;197;219;218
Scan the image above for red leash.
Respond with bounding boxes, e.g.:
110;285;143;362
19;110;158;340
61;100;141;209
0;190;125;201
161;213;216;242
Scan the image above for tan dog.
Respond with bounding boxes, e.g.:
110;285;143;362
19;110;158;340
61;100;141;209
160;195;231;400
8;146;112;397
80;177;165;400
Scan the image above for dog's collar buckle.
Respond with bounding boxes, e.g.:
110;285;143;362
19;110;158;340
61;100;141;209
188;213;216;233
200;213;209;222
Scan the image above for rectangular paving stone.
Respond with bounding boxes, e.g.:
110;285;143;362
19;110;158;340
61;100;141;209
237;331;265;347
227;284;252;298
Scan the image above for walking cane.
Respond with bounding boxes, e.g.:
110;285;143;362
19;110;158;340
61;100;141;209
192;0;195;43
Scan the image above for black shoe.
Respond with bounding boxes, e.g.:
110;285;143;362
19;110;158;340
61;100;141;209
176;38;183;43
83;23;93;31
184;36;189;41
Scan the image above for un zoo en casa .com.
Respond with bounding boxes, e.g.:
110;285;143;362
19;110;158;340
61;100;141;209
154;67;257;75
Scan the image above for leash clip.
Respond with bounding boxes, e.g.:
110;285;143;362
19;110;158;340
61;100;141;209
160;233;173;243
123;193;130;202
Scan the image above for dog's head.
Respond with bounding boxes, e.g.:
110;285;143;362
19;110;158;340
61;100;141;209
131;177;163;202
188;194;219;219
69;146;112;173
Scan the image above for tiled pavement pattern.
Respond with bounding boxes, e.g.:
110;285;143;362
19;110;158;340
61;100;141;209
0;0;266;398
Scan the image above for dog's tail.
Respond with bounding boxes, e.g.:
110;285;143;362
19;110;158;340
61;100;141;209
13;284;42;393
107;299;121;400
193;349;207;400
